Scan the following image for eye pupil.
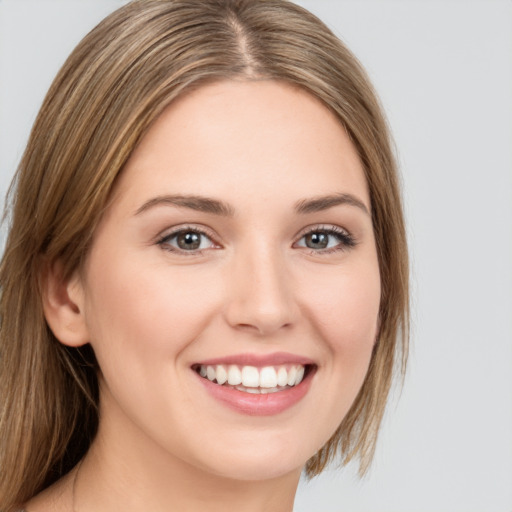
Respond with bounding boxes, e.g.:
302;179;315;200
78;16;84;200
177;232;201;250
306;232;328;249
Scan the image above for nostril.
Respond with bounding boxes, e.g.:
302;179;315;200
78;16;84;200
223;270;298;335
233;319;294;337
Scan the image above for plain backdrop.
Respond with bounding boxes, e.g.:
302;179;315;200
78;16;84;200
1;1;511;511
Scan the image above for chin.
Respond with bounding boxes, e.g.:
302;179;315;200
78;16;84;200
188;435;313;482
208;456;304;482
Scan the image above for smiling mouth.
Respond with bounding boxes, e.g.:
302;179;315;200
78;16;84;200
192;363;315;394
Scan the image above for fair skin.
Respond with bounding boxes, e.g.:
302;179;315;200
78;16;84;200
33;80;380;512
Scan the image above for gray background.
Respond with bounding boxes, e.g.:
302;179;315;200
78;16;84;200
1;1;511;511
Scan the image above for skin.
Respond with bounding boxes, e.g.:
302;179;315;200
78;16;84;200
33;80;381;512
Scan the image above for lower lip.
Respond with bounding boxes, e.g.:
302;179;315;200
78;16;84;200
195;369;315;416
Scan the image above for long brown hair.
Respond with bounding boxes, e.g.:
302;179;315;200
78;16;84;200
0;1;409;509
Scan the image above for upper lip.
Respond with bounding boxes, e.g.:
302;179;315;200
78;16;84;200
194;352;315;367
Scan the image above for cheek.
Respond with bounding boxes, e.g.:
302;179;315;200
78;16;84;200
81;249;223;370
306;262;381;353
302;256;380;419
281;257;381;456
81;252;227;441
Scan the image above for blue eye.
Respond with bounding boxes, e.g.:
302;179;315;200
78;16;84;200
158;228;216;253
295;227;355;253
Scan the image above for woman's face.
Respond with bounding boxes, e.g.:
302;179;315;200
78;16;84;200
77;80;380;481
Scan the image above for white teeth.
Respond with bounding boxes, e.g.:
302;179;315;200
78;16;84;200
259;366;278;388
277;367;288;387
227;365;242;386
235;385;283;394
287;366;297;386
241;366;260;387
198;363;309;390
216;365;227;385
206;366;216;381
237;386;260;394
260;386;282;394
295;366;305;385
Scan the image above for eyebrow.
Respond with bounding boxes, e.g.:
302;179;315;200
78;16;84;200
294;193;370;216
135;195;235;217
134;192;370;217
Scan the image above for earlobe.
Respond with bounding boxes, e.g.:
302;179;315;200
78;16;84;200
42;260;90;347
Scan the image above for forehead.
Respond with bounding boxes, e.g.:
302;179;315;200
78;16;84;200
113;80;370;214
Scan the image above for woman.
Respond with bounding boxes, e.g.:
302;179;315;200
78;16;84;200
0;1;408;511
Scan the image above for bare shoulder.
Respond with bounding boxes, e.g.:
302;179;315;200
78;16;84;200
23;470;75;512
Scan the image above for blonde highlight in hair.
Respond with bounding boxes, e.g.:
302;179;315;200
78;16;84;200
0;1;408;509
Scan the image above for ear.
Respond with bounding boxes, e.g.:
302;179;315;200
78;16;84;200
42;260;90;347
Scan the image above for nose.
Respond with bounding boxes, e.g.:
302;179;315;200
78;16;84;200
223;244;299;336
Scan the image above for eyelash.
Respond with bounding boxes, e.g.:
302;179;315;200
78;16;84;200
156;225;218;256
156;224;357;256
296;225;357;254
